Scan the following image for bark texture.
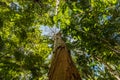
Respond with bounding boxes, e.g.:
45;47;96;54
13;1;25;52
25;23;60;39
48;32;81;80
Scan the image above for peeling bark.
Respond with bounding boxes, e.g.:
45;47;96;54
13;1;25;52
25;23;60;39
48;32;81;80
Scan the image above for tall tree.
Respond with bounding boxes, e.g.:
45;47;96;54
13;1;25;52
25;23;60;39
48;32;81;80
0;0;120;80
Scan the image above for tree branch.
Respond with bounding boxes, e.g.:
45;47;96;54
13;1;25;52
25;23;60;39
94;56;120;80
71;28;120;54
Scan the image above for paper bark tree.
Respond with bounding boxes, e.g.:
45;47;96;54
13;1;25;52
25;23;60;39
48;32;81;80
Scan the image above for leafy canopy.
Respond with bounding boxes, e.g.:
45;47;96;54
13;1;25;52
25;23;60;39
0;0;120;80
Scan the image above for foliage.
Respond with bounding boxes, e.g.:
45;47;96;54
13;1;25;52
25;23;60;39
0;0;52;79
0;0;120;80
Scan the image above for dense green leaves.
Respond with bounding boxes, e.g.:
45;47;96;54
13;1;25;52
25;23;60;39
0;0;52;79
56;0;120;79
0;0;120;80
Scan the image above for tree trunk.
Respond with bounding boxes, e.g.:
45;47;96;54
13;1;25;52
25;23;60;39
48;32;81;80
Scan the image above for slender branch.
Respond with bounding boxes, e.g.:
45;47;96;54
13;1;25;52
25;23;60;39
55;0;60;15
